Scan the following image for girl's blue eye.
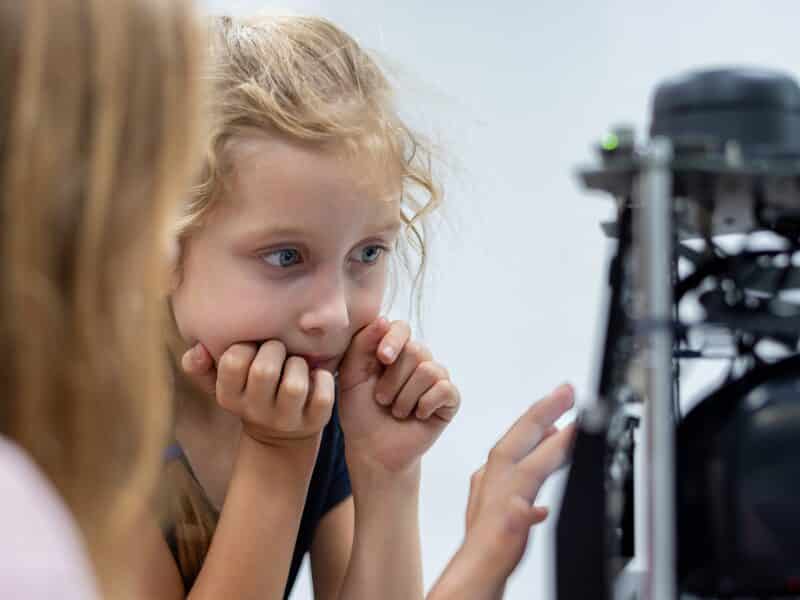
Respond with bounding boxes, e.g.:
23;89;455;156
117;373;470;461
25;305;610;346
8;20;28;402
357;245;384;264
263;248;302;267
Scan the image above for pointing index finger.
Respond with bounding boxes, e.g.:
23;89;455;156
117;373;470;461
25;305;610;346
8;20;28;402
492;384;574;462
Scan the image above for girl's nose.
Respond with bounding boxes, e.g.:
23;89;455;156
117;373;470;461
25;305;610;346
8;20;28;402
297;279;350;336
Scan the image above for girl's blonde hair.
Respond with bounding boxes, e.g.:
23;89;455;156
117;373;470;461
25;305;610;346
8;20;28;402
178;14;440;284
165;13;441;584
0;0;203;596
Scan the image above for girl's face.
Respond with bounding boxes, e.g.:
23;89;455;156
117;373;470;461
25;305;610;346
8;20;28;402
171;134;402;373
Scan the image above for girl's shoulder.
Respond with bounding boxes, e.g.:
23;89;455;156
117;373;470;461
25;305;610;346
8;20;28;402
0;436;99;599
164;441;184;462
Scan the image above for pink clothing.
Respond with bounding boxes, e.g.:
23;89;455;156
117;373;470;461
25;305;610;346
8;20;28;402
0;436;99;599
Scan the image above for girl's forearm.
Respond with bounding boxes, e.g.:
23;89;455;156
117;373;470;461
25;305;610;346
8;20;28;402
188;433;319;600
338;457;424;600
426;543;507;600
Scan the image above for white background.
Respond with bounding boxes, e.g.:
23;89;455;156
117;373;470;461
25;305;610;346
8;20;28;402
199;1;800;598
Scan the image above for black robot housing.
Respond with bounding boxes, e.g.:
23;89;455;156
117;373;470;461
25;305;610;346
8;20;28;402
556;67;800;600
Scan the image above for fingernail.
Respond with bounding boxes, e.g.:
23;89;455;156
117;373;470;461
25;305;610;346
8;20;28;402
192;345;204;364
381;346;395;361
182;347;198;369
375;392;389;406
556;382;574;401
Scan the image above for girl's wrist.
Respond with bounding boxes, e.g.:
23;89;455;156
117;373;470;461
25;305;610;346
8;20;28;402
345;450;421;495
239;428;321;468
219;432;321;534
429;541;507;600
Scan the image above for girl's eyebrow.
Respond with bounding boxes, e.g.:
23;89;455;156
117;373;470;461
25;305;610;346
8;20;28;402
237;225;307;242
369;218;402;234
236;219;402;245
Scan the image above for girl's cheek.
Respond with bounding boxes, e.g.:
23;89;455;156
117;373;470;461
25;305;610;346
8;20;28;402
352;286;386;328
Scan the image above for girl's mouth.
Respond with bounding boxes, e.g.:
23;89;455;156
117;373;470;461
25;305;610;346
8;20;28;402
297;354;340;372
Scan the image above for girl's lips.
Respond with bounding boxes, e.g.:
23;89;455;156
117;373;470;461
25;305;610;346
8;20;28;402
298;354;340;371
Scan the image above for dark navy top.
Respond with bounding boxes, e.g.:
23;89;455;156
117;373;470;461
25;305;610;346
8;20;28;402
163;405;351;599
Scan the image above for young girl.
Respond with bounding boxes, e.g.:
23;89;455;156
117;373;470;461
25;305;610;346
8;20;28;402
144;13;461;600
0;0;203;597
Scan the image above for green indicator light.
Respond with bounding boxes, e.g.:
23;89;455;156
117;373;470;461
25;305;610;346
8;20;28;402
601;133;619;151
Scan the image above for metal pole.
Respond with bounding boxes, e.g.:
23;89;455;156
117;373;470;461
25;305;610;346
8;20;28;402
635;137;676;600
